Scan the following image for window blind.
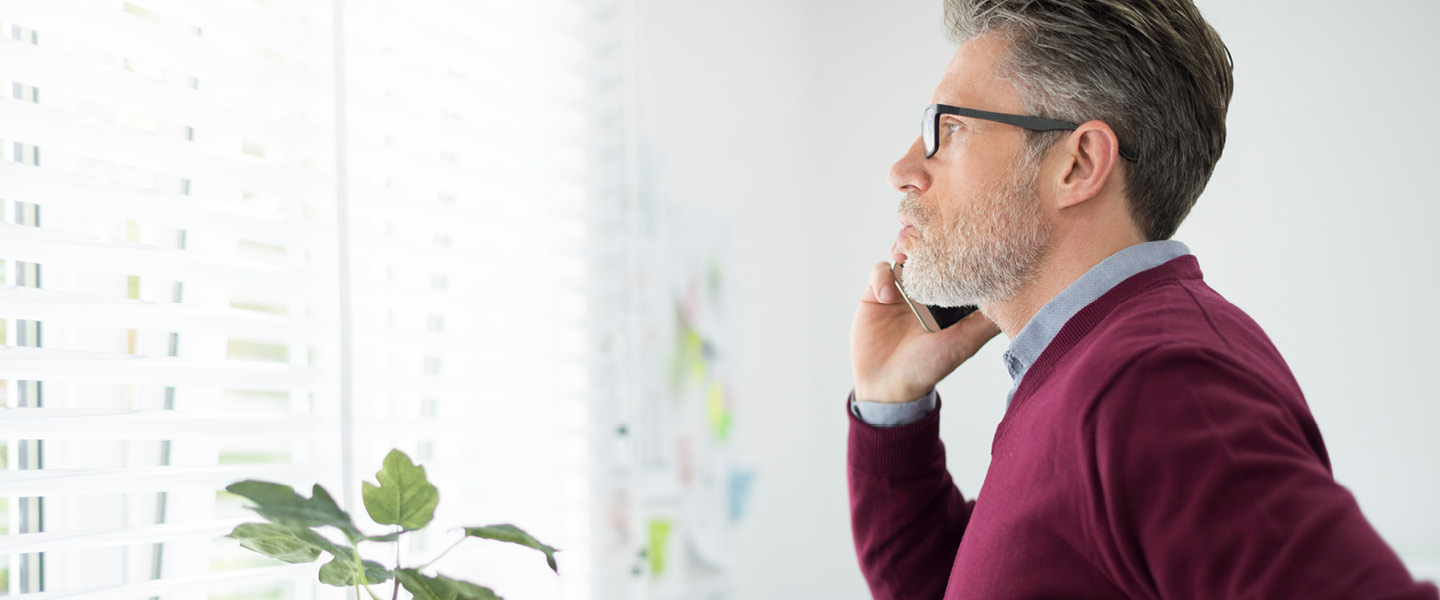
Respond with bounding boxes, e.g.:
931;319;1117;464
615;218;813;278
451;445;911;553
336;1;592;599
0;0;601;599
0;2;341;600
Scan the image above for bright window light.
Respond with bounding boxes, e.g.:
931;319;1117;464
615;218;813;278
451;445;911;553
0;1;600;599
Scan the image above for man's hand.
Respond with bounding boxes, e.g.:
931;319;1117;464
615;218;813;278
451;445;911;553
851;261;1001;403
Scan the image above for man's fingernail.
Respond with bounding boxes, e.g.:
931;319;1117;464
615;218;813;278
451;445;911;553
880;285;896;302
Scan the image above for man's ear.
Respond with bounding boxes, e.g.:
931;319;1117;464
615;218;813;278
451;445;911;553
1053;121;1122;210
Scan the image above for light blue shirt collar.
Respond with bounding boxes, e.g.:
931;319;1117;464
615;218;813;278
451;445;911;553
1003;240;1191;400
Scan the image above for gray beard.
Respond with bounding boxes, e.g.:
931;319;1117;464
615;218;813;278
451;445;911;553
897;171;1049;308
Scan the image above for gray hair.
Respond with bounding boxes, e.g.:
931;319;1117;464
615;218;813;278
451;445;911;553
944;0;1234;241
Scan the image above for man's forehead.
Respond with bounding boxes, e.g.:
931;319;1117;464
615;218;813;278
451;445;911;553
930;34;1022;112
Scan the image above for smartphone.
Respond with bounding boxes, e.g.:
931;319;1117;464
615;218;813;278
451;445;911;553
890;262;978;333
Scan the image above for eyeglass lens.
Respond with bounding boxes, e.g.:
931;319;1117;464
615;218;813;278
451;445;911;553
922;105;937;158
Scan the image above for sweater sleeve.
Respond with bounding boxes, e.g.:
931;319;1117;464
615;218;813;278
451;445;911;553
847;392;974;600
1090;346;1438;600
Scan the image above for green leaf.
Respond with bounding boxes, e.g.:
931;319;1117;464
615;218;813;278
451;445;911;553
317;556;393;587
462;524;560;574
227;522;322;564
290;527;352;558
396;569;501;600
362;449;440;531
226;480;363;541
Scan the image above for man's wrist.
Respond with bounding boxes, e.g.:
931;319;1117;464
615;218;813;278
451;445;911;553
851;389;938;427
854;383;935;404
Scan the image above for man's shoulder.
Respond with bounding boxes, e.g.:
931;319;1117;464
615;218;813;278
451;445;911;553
1051;271;1297;394
1054;278;1303;416
1015;257;1305;417
1092;270;1280;362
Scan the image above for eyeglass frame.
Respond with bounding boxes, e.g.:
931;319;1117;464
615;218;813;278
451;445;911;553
922;103;1140;162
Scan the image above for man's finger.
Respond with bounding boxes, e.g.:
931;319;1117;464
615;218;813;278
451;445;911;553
937;309;1002;360
862;261;899;304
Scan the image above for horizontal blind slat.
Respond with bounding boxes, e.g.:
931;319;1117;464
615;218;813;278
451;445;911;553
0;162;315;245
0;464;317;497
0;284;325;340
0;0;320;89
0;222;314;289
0;518;245;555
1;564;315;600
0;97;322;197
0;346;320;389
113;0;315;50
0;37;324;150
0;407;322;440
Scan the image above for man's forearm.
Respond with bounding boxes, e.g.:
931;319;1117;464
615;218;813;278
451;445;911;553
847;393;971;599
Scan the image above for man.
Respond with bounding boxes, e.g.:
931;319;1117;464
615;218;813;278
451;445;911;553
846;1;1439;598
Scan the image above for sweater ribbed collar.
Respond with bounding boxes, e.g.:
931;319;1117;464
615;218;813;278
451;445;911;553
1002;240;1191;405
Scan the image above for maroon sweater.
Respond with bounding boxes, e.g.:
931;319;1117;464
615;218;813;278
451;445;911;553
848;256;1437;599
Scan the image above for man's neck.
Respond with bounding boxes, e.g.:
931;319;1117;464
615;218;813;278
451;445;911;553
983;229;1146;339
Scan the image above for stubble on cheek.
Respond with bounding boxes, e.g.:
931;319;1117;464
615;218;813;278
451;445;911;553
895;167;1049;308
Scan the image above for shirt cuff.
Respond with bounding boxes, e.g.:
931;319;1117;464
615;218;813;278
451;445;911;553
850;389;938;427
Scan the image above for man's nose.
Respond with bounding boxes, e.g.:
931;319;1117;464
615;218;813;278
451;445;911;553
888;137;931;195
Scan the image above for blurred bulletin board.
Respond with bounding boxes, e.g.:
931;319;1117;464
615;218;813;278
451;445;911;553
593;198;753;599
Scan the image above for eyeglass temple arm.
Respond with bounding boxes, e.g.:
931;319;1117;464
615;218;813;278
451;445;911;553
937;106;1140;162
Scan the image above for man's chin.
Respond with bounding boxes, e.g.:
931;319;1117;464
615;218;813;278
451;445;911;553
905;267;987;308
911;293;974;309
903;273;971;308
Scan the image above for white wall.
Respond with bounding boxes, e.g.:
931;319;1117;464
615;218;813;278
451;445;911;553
632;0;1440;597
1188;0;1440;571
631;1;855;597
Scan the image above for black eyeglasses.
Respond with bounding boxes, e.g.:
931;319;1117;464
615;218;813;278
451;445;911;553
923;104;1139;162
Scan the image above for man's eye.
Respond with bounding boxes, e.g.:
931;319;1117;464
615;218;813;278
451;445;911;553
943;120;963;134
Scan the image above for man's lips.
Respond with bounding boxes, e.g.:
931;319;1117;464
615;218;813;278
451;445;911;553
893;224;914;264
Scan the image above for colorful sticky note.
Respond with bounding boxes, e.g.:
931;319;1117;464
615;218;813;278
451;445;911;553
685;329;707;382
706;381;731;441
647;518;673;576
729;470;756;522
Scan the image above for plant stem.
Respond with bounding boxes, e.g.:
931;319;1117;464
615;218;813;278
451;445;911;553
352;542;382;600
354;583;382;600
418;537;467;570
392;527;401;600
